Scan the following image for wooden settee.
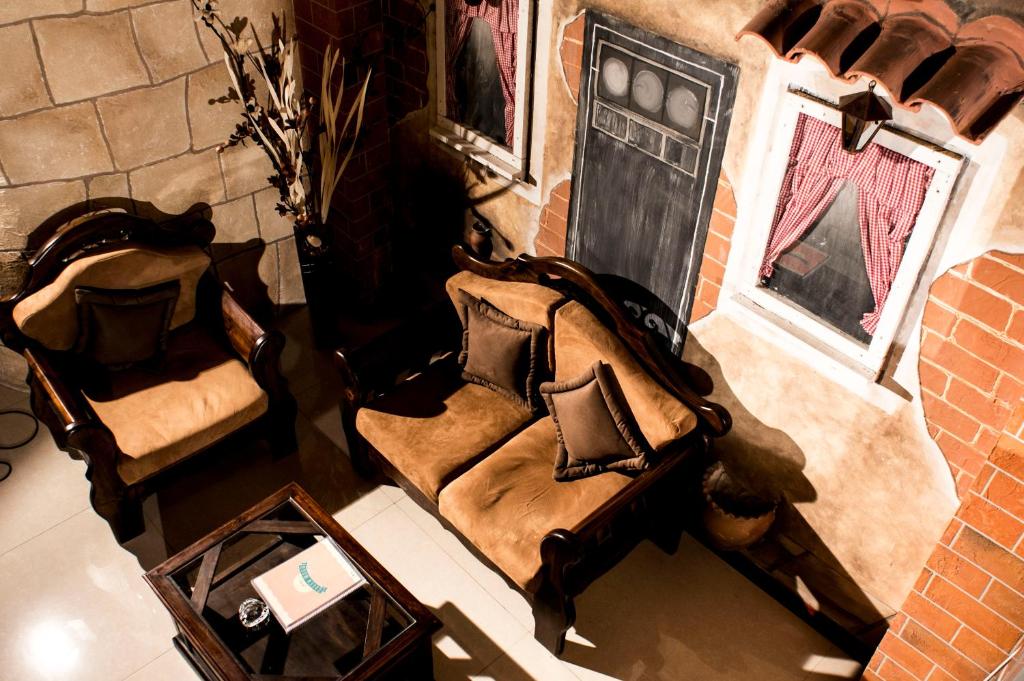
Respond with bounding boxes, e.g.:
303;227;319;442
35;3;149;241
335;245;731;653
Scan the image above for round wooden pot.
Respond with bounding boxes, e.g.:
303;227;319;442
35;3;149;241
702;461;777;551
467;221;493;260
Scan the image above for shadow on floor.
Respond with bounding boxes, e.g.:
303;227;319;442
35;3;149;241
685;333;886;656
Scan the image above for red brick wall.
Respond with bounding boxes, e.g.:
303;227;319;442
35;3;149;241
866;402;1024;680
919;253;1024;498
865;252;1024;680
689;175;737;324
559;13;584;101
535;179;571;257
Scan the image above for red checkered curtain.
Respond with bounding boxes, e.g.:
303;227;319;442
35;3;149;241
856;142;934;333
445;0;519;146
760;113;933;334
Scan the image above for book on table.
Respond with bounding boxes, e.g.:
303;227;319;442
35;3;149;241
251;538;367;633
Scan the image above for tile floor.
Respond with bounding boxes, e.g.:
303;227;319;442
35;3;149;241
0;310;864;681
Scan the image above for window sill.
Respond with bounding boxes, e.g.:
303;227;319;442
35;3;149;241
429;127;524;183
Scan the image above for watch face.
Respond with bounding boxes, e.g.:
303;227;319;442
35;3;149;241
601;57;630;98
666;86;700;131
631;69;664;115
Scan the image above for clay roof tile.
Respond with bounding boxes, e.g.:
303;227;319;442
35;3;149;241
737;0;1024;143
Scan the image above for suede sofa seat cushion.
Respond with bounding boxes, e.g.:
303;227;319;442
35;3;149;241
80;325;268;485
445;270;566;365
355;361;533;503
438;417;632;591
553;301;697;451
13;245;211;351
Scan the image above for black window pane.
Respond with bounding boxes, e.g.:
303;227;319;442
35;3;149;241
452;18;507;146
764;181;876;344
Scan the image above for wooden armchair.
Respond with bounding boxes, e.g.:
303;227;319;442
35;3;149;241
0;210;297;542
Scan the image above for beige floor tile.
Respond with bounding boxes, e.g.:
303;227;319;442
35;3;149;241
277;308;336;396
143;414;375;552
803;648;863;679
295;376;348;452
353;505;531;674
473;636;581;681
396;497;536;630
123;647;202;681
332;483;396;532
0;419;92;556
560;535;839;681
380;483;409;503
0;510;177;681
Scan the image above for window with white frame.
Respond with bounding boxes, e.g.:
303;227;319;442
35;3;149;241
431;0;533;182
738;91;963;377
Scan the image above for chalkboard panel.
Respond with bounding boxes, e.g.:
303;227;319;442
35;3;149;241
566;12;738;353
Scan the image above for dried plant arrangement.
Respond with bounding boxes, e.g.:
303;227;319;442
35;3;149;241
191;0;371;256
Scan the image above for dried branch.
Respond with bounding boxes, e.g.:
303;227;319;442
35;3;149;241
191;0;371;236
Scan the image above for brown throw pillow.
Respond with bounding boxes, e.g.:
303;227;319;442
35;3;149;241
74;281;180;370
456;289;545;411
541;361;653;481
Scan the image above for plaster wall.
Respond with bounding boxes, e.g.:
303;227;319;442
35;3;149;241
398;0;1024;632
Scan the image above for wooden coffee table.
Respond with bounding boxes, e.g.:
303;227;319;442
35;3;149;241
145;484;440;680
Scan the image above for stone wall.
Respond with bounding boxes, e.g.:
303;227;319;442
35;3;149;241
0;0;305;325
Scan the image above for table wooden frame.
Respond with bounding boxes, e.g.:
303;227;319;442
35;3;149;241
145;484;440;681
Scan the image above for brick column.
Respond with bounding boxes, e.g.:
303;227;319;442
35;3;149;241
294;0;393;297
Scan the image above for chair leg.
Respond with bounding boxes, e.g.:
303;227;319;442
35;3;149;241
91;485;145;543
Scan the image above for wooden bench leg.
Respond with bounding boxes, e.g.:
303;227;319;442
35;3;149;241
533;586;576;656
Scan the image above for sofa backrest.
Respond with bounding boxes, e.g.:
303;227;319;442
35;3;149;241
553;300;697;451
12;245;211;351
446;270;566;366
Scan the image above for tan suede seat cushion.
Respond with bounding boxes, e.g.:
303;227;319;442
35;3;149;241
80;325;268;485
438;417;632;591
553;301;698;450
13;245;210;351
355;361;533;502
446;270;566;365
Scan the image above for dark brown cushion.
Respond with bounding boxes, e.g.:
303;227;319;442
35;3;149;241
74;281;180;369
456;289;545;412
541;361;653;480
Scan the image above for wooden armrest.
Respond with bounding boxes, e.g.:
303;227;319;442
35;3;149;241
23;346;95;433
220;288;286;395
333;314;459;408
220;289;266;365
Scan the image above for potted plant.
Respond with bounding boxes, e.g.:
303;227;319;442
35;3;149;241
701;460;778;550
191;1;370;289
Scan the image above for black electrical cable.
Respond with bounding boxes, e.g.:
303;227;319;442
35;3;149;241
0;408;40;482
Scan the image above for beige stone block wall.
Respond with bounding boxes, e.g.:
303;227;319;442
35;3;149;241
0;0;304;322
